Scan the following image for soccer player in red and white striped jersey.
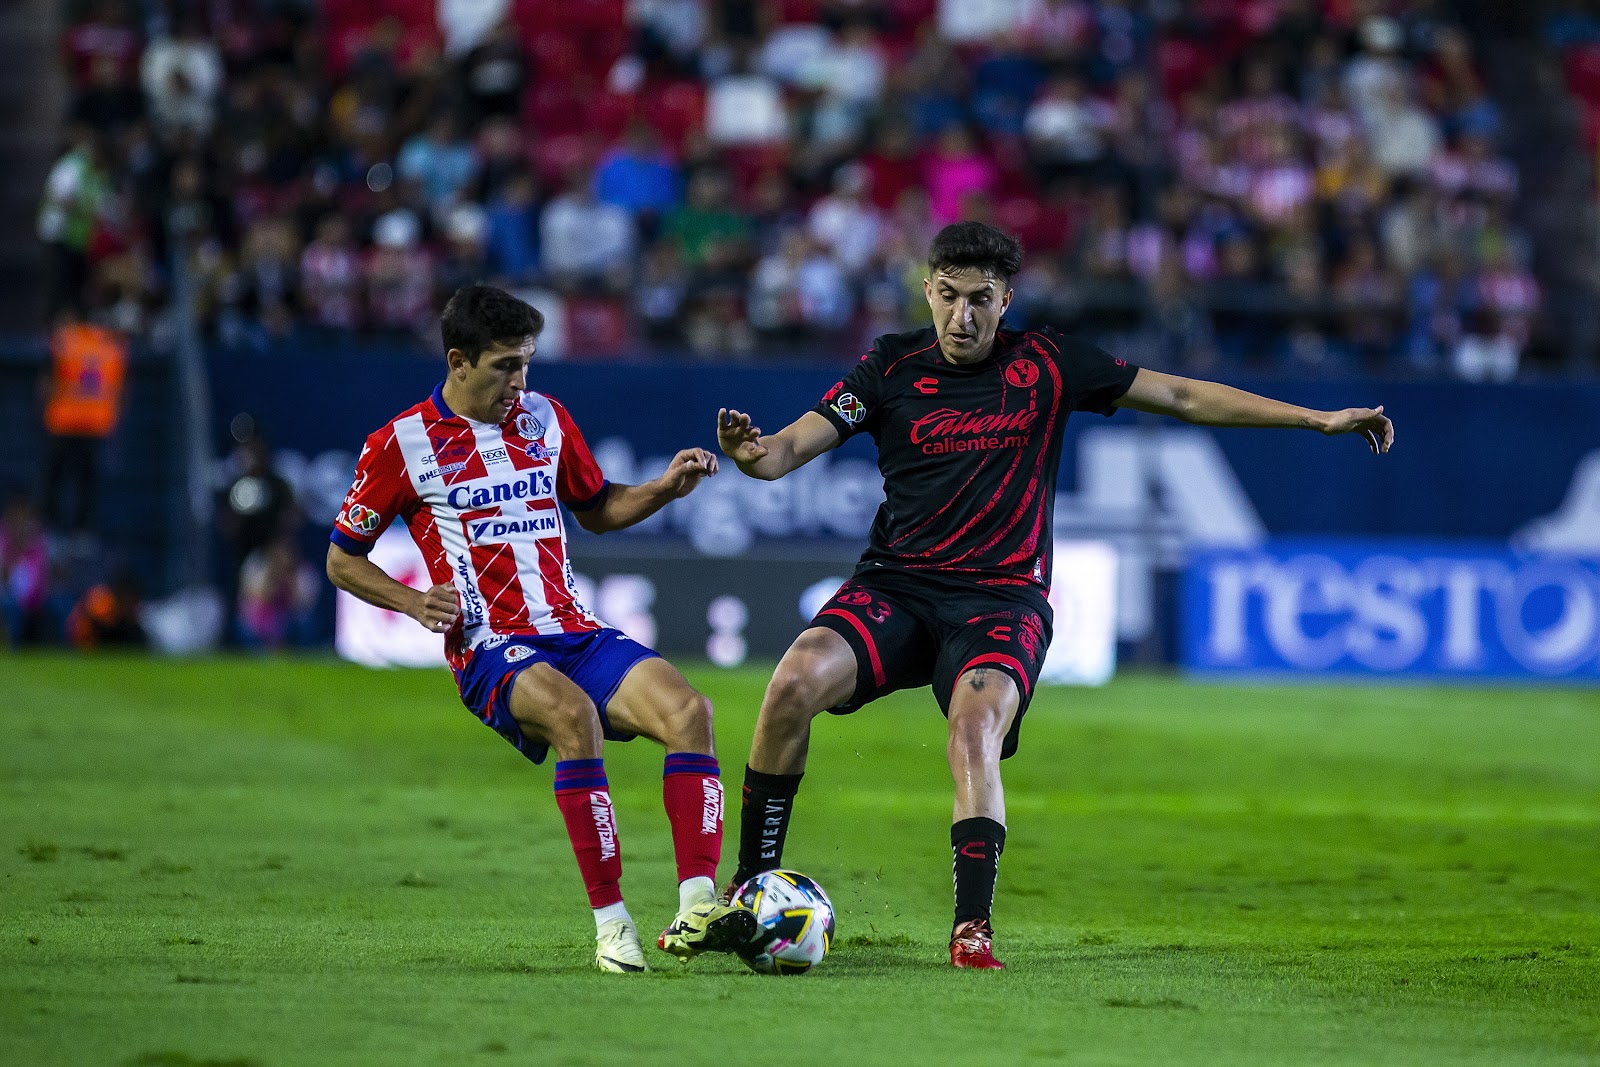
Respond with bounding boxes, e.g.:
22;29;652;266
326;285;758;972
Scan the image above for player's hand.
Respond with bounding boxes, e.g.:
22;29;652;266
1318;405;1394;455
658;447;719;499
717;408;769;464
410;583;461;633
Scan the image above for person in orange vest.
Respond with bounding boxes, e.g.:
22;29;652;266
66;569;145;650
39;305;127;532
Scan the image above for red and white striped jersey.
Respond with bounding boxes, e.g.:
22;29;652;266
331;383;609;668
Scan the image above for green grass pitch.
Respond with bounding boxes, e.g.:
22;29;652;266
1;655;1597;1066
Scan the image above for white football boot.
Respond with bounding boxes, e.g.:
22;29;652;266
595;917;648;973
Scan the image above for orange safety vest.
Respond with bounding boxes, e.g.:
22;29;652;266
44;323;126;437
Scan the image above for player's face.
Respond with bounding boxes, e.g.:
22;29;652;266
925;269;1012;363
448;336;534;421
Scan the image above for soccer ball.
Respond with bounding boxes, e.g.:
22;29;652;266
733;869;836;975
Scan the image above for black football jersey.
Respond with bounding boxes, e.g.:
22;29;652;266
812;325;1138;596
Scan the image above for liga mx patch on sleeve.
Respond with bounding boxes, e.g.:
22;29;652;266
343;503;381;534
832;392;866;425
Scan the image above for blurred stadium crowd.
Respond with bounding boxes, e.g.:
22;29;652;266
12;0;1600;652
40;0;1561;377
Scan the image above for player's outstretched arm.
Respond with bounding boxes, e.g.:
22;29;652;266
326;544;461;633
1114;369;1395;455
572;447;718;534
716;409;840;480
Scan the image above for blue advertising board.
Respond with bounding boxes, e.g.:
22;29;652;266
208;347;1600;546
207;344;1600;653
1182;540;1600;681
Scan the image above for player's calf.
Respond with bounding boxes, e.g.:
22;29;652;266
661;751;723;912
731;629;856;886
945;671;1017;966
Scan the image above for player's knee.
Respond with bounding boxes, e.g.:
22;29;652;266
764;631;851;720
662;688;714;752
947;702;1006;766
764;660;832;723
532;693;602;754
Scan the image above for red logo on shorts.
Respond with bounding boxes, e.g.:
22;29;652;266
838;590;873;607
1004;359;1039;389
1017;613;1045;659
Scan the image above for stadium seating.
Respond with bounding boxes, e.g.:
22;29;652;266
50;0;1554;374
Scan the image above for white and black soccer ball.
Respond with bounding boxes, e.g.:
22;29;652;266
733;869;836;975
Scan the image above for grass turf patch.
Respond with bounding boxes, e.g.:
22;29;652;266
1;654;1597;1066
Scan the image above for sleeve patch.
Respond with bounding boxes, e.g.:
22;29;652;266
343;503;383;535
831;392;867;425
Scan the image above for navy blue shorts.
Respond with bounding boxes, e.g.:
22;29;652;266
453;628;660;765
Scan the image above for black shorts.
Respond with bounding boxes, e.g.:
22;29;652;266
809;567;1052;759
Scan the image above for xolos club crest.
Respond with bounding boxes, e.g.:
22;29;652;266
1004;358;1039;389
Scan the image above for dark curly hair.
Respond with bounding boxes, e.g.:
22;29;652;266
439;285;545;365
927;222;1024;282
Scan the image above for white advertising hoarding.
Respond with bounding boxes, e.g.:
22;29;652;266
334;526;447;668
335;528;1117;686
1041;540;1119;687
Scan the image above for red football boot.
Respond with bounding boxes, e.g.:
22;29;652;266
950;919;1005;969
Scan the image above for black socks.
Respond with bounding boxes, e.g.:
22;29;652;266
952;816;1007;926
734;765;803;886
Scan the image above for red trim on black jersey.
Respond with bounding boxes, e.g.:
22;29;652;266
881;339;939;379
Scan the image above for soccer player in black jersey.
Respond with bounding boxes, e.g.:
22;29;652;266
716;222;1395;968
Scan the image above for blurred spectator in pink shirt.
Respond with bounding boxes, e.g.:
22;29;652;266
237;536;319;649
365;210;436;336
299;214;363;333
925;126;998;226
2;495;50;646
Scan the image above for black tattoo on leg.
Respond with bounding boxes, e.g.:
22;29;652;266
966;668;990;691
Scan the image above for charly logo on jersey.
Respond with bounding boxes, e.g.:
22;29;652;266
445;470;555;510
515;413;546;441
344;503;381;533
831;392;866;425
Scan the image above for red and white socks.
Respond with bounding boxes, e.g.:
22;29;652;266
553;754;726;926
553;758;628;930
663;752;724;910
